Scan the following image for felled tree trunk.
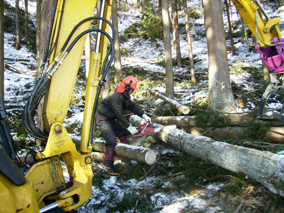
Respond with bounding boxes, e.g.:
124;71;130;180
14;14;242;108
153;114;284;128
149;90;190;114
92;140;157;165
130;115;284;197
203;126;284;144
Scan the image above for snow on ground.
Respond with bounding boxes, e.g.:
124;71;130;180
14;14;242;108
4;0;284;212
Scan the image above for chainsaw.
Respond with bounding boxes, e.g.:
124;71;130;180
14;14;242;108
132;123;156;137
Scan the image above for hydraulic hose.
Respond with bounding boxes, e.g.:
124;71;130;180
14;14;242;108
23;17;115;140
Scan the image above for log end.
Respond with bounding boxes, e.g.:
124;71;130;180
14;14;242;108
145;150;158;165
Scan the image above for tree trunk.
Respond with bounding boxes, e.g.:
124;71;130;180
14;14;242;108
161;0;174;99
149;89;190;114
130;115;284;197
203;0;236;112
112;0;122;83
0;0;4;103
92;140;158;165
24;0;29;42
225;0;236;55
15;0;21;50
171;0;182;66
36;0;56;146
182;0;196;83
36;0;42;77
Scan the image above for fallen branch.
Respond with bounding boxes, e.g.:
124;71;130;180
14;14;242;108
130;115;284;197
149;89;190;114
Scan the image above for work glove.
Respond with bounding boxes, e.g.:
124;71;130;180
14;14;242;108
127;124;139;135
142;114;151;123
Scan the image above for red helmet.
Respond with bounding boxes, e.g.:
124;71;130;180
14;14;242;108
123;76;137;91
114;76;138;93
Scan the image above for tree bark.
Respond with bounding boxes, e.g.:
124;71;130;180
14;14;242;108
24;0;29;42
15;0;21;50
203;0;236;112
171;0;182;66
130;115;284;197
112;0;122;83
149;89;190;114
92;140;158;165
161;0;174;99
0;0;4;103
182;0;196;83
225;0;236;55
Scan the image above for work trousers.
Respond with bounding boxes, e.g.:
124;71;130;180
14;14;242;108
96;114;129;148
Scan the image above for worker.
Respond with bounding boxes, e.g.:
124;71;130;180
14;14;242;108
96;76;151;176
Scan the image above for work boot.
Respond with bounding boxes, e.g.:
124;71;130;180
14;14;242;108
118;135;128;144
103;160;120;176
103;146;119;176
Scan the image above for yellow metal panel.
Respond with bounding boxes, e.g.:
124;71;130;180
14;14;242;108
25;156;65;203
43;0;98;130
0;174;39;213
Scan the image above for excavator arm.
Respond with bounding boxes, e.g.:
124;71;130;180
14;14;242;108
0;0;114;212
230;0;284;120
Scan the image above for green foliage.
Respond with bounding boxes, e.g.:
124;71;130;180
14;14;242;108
120;47;132;56
243;122;270;140
6;116;33;148
189;8;203;19
222;177;247;195
195;111;227;132
122;3;163;42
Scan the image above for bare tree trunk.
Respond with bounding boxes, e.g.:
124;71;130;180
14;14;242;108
112;0;122;83
130;115;284;197
240;17;245;44
15;0;21;50
36;0;56;146
36;0;42;77
182;0;196;83
24;0;29;42
161;0;174;99
203;0;236;113
171;0;182;66
225;0;236;55
0;0;4;103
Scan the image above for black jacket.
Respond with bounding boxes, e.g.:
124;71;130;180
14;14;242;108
97;91;144;128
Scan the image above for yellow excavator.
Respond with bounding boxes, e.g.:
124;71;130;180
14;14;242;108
0;0;283;212
1;0;114;212
230;0;284;120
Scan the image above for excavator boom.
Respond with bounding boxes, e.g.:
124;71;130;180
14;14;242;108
0;0;114;212
231;0;284;120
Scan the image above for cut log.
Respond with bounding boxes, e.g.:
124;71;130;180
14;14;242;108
152;114;284;128
130;115;284;197
92;139;158;165
149;89;190;114
91;152;123;162
203;126;284;144
153;116;196;127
